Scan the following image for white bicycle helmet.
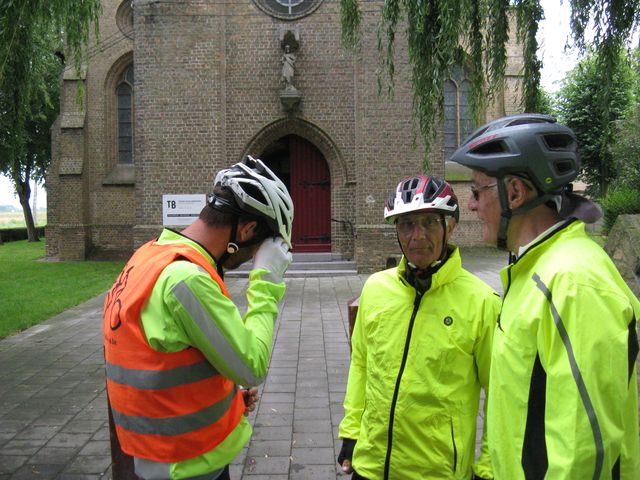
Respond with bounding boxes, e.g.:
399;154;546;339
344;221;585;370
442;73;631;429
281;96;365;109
213;155;294;247
384;175;460;224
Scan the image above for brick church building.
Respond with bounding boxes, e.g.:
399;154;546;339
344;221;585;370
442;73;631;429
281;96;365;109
47;0;524;272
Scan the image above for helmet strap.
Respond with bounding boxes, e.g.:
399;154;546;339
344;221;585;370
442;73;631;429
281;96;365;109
496;178;558;252
216;217;271;278
496;180;511;251
438;214;448;263
215;217;239;279
395;219;450;294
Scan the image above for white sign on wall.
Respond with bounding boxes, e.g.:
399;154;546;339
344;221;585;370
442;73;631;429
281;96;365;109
162;194;207;226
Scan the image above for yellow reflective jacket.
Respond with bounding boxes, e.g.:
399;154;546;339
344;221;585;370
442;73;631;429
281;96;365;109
339;246;501;479
489;220;640;479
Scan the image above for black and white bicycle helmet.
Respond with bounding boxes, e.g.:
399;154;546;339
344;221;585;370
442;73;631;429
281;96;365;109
384;175;460;223
212;155;294;247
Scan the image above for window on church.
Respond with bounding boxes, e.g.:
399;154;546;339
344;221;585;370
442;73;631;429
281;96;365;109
443;65;473;160
117;65;134;164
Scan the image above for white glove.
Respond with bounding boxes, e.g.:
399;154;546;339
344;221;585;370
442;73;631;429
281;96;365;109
252;236;292;283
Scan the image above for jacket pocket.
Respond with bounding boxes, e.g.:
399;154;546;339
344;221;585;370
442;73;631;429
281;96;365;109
402;413;458;478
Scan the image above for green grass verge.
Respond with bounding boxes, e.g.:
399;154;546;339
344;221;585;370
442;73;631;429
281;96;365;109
0;240;124;339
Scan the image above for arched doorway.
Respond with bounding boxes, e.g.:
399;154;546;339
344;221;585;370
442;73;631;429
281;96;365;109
261;135;331;252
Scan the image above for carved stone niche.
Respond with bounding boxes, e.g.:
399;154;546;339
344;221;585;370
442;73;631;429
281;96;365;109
279;28;302;114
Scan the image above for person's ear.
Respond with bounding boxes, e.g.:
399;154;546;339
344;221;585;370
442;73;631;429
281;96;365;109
237;220;257;242
507;177;528;209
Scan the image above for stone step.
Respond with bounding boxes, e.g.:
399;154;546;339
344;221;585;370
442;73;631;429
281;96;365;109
291;252;344;262
225;252;357;278
225;268;358;278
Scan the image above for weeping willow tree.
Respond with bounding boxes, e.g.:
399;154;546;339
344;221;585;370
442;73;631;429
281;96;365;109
0;0;101;241
340;0;640;159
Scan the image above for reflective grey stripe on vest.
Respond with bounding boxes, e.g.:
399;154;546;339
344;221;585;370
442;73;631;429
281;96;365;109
532;273;604;480
172;280;264;386
133;457;225;480
105;360;218;390
111;386;237;436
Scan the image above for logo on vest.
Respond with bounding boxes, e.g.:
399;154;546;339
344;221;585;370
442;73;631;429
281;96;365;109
105;266;134;331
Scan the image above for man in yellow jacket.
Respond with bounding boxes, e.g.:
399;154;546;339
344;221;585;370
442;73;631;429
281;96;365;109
104;156;294;479
451;114;640;478
338;175;501;479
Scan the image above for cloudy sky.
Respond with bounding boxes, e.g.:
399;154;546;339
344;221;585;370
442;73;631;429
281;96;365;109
538;0;580;92
0;1;614;209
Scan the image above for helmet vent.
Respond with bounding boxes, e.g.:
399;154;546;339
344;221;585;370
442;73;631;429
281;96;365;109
508;117;549;127
472;140;507;154
400;178;419;203
554;159;575;175
424;179;439;200
243;183;268;206
543;133;575;151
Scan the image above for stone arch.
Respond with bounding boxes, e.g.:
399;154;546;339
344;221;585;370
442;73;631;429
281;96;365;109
243;117;351;186
243;118;355;257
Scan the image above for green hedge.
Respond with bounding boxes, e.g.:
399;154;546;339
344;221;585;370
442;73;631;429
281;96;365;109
600;188;640;234
0;226;46;242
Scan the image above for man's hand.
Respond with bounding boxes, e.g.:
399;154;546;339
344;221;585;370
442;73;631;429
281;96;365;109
341;458;353;474
252;236;292;283
337;438;356;474
242;387;259;416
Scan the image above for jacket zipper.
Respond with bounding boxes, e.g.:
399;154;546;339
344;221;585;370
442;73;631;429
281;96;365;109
451;421;458;473
497;266;511;331
383;291;422;479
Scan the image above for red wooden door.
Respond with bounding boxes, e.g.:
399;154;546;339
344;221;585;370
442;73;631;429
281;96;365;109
289;136;331;252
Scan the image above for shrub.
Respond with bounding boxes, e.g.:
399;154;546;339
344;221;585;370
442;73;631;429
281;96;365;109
610;104;640;191
600;187;640;233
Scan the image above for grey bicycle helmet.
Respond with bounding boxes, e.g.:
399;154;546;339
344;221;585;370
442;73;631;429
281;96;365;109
212;155;294;247
450;114;597;251
450;113;580;194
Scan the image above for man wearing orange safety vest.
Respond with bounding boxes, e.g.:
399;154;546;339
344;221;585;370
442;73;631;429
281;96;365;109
103;156;294;479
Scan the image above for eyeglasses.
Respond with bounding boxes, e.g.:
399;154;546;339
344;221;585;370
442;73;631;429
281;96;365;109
396;216;444;235
470;183;497;201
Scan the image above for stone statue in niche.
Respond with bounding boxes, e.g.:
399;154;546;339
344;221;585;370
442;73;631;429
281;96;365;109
278;29;302;113
281;45;296;89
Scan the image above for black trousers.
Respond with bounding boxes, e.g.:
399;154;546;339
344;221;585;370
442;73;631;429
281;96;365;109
352;470;368;480
216;466;230;480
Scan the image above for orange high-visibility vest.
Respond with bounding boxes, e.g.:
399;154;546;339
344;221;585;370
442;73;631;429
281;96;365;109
103;240;245;462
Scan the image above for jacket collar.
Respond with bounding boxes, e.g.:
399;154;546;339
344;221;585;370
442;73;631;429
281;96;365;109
158;228;217;266
508;218;583;271
397;245;461;292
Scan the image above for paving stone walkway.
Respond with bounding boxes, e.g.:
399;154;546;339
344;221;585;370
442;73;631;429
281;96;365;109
0;248;505;479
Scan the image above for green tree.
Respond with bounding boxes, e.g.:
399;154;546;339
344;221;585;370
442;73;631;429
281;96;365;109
536;85;556;116
0;0;101;241
556;49;634;196
0;42;62;240
340;0;640;160
610;103;640;190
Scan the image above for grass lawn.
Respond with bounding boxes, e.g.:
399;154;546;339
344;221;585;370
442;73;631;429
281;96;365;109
0;240;124;339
